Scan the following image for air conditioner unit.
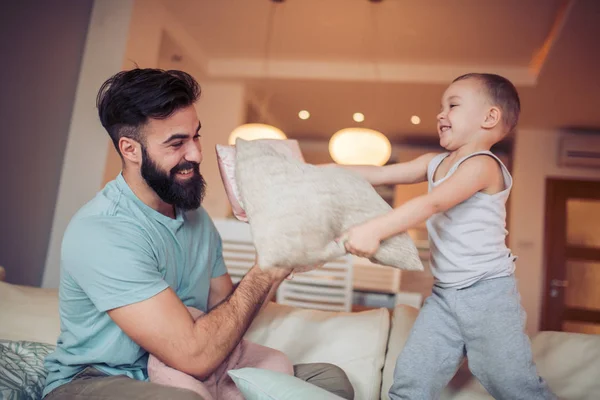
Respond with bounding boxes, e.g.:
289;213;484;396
558;133;600;169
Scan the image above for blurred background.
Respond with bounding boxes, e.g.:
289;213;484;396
1;0;599;337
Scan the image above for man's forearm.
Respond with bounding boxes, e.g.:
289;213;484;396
189;266;273;378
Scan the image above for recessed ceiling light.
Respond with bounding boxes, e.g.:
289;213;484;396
353;112;365;123
298;110;310;120
411;115;421;125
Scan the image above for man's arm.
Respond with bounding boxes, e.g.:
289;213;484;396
108;265;289;380
327;153;437;186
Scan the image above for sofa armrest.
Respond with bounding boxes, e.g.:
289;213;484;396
380;304;420;400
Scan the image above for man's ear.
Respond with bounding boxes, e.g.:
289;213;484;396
119;137;142;164
482;106;501;129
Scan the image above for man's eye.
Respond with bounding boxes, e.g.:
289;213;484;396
193;134;201;141
172;142;183;148
449;104;457;108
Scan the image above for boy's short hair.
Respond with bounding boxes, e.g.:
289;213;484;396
453;73;520;135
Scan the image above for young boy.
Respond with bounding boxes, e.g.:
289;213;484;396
339;73;557;399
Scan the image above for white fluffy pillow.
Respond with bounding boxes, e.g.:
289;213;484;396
216;140;304;222
235;139;423;272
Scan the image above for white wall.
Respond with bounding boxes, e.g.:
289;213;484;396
510;129;600;335
195;81;247;218
42;0;135;288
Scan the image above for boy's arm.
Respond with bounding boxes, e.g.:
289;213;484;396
343;156;499;257
372;156;497;239
328;153;437;186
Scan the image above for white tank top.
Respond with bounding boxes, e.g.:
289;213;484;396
426;151;516;288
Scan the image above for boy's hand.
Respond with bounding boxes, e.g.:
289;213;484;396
341;222;382;258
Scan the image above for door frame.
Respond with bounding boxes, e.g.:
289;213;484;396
541;178;600;331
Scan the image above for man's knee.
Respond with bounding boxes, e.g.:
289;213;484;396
294;363;354;400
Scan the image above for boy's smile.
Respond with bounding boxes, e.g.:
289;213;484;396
436;78;489;150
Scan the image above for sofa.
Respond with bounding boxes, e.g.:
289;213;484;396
1;279;599;399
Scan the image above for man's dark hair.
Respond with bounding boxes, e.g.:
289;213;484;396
96;68;201;154
453;73;521;134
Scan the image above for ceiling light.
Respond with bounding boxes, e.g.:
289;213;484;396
228;123;287;145
329;127;391;166
353;112;365;123
298;110;310;120
411;115;421;125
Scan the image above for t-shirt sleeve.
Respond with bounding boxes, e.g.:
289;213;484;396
62;216;169;312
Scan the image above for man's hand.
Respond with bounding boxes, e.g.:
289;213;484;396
341;221;383;258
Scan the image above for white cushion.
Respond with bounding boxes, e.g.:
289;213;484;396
0;281;60;345
235;138;424;272
380;305;420;400
246;302;390;400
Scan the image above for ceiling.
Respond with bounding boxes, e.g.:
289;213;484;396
157;0;600;143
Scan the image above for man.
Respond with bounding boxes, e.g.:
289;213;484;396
43;68;354;400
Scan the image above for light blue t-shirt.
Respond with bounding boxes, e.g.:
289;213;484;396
42;174;227;397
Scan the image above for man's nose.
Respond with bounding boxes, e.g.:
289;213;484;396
185;141;202;164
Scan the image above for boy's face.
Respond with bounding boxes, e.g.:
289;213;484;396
437;78;491;150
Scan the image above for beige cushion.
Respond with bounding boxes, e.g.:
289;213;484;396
246;302;391;400
531;331;600;399
380;305;420;400
440;331;600;399
235;138;424;271
0;281;60;345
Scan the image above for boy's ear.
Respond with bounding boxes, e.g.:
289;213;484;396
482;106;501;129
119;137;142;164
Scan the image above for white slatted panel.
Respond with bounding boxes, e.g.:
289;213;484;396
213;218;354;312
277;256;353;312
213;218;255;284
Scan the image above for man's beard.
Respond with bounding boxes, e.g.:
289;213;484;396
140;145;206;211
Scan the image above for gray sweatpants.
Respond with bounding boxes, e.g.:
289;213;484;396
389;275;557;400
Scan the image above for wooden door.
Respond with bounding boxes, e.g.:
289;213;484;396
541;178;600;333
